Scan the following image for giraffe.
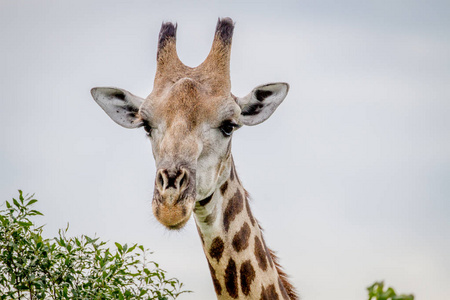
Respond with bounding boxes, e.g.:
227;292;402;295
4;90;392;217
91;18;298;299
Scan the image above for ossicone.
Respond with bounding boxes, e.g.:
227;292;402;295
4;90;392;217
158;22;177;54
215;17;235;44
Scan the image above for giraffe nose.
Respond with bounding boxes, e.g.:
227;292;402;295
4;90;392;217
156;167;189;194
152;166;195;229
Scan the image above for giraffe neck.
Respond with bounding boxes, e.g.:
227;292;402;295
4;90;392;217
194;159;296;299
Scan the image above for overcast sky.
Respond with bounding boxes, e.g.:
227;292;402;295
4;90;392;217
1;1;449;299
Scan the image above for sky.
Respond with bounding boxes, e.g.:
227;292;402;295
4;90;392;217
1;0;449;299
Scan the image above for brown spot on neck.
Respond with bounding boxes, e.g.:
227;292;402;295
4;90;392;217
223;189;244;232
240;260;255;296
209;237;225;262
260;284;279;300
254;236;268;271
224;258;238;298
220;180;228;195
230;164;235;181
232;222;251;252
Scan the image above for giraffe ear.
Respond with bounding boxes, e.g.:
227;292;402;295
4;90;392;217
237;82;289;126
91;87;145;128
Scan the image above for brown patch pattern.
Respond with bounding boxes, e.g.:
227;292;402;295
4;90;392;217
232;222;251;252
245;197;256;227
208;261;222;295
224;258;238;298
220;181;228;195
260;284;279;300
230;164;235;181
209;237;225;262
223;189;244;232
240;260;255;296
154;20;298;299
254;236;268;271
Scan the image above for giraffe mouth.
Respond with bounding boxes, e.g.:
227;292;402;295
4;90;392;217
151;165;197;229
152;193;195;230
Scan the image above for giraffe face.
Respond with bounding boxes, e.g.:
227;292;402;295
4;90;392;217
91;19;289;230
91;80;288;229
139;78;241;229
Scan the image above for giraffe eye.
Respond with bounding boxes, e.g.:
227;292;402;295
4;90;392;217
143;122;153;137
219;121;238;137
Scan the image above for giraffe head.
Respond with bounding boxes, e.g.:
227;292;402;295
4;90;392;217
91;18;288;230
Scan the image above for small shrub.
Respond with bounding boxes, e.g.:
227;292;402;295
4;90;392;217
0;191;187;299
367;281;414;300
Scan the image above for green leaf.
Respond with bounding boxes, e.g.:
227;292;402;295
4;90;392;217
367;281;414;300
0;215;7;226
26;199;38;206
13;198;21;208
85;235;99;244
30;210;44;216
126;244;137;253
18;221;33;227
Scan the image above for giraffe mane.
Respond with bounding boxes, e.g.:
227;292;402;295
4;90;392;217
268;247;299;300
243;186;299;299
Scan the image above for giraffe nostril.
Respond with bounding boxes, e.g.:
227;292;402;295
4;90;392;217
156;170;165;190
156;168;190;192
179;169;188;190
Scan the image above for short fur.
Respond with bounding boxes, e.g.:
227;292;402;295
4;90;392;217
92;17;296;300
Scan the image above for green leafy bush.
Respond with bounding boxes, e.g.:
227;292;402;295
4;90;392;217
0;191;187;299
0;191;416;300
367;281;414;300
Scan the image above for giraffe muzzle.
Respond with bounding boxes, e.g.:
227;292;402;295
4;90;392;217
152;166;196;229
